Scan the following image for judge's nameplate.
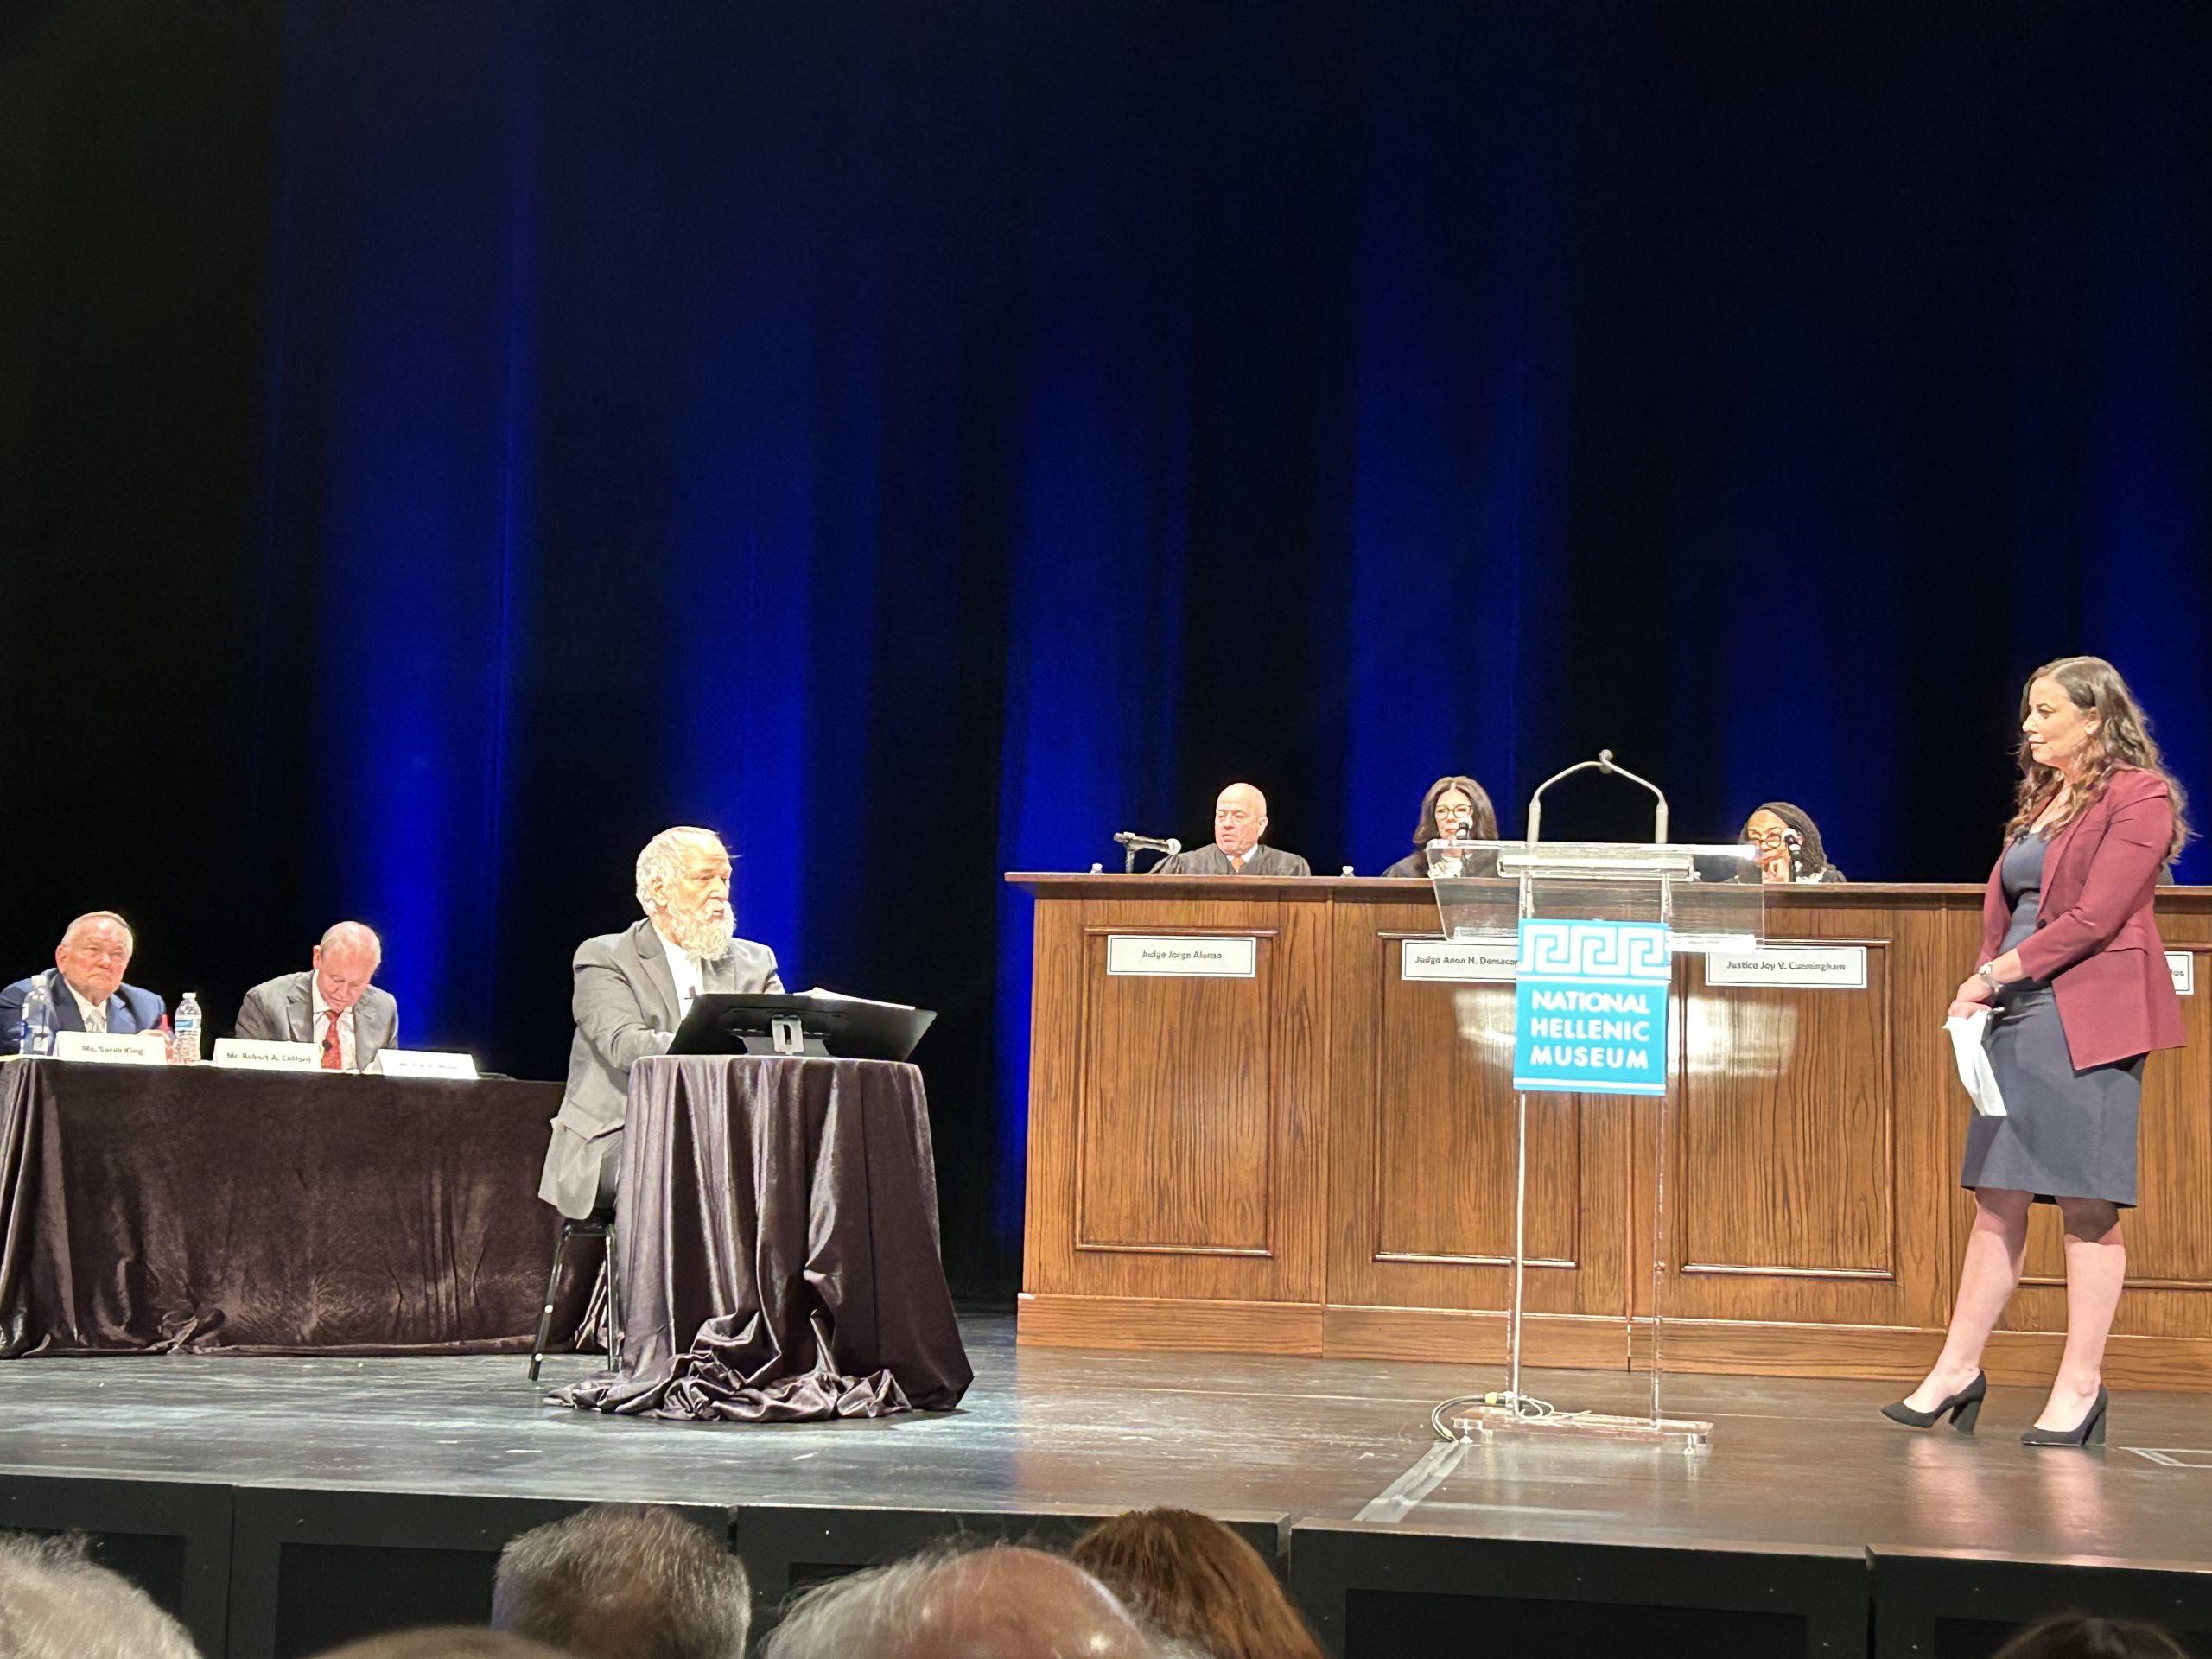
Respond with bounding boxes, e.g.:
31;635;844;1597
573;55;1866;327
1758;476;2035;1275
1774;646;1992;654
52;1031;169;1065
212;1038;324;1071
368;1049;480;1079
1705;944;1868;990
1105;936;1257;978
1401;939;1517;982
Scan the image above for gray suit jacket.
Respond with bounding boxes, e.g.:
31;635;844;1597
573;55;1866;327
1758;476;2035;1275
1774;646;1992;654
1151;842;1312;877
233;972;399;1067
538;918;783;1218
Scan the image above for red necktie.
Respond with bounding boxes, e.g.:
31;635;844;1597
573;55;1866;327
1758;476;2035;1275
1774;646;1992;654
321;1008;344;1071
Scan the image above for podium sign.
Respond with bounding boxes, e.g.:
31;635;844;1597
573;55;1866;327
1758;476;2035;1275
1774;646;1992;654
1512;919;1669;1096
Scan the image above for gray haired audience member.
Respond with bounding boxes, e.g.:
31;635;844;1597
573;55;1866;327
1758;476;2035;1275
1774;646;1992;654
311;1631;568;1659
0;1533;199;1659
760;1544;1169;1659
491;1503;751;1659
1991;1614;2190;1659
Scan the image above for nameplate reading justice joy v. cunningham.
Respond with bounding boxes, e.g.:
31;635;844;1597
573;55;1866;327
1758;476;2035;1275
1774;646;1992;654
1105;936;1258;978
1704;944;1869;990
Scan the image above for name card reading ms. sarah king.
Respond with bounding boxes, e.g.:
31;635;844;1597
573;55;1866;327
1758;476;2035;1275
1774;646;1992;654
1704;944;1868;990
1105;935;1258;978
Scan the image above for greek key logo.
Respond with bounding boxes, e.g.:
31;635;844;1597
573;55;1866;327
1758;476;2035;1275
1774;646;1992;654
1517;920;1670;980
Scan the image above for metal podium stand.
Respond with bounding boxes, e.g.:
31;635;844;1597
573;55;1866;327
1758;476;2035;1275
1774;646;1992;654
1427;754;1766;1451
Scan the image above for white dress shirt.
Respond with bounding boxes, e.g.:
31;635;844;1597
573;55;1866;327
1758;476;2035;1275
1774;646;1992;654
66;981;109;1034
311;981;359;1071
659;931;707;1023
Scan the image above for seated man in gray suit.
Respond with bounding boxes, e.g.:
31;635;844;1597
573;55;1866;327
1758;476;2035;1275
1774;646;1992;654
0;911;167;1052
539;825;783;1219
1151;782;1312;876
233;921;398;1071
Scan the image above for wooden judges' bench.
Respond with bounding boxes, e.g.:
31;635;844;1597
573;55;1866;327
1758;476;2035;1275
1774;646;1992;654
1007;874;2212;1389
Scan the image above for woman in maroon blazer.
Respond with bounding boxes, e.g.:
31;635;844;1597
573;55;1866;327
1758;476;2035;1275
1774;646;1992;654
1885;656;2189;1446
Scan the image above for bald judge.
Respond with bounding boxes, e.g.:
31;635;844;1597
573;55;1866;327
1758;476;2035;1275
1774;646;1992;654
234;922;397;1071
1151;783;1312;876
539;826;783;1218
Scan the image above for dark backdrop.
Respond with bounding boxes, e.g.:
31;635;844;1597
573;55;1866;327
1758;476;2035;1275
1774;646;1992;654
4;2;2209;1292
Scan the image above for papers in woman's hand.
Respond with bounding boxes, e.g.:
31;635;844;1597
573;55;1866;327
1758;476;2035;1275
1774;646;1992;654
1944;1008;2006;1117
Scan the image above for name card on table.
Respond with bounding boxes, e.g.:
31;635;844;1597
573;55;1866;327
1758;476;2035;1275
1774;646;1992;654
1705;944;1869;991
2171;952;2196;996
51;1031;169;1065
366;1048;479;1079
212;1039;324;1071
1105;936;1257;978
1401;939;1518;982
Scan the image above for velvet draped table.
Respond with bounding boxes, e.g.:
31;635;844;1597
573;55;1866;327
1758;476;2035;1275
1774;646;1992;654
0;1058;590;1356
552;1054;972;1422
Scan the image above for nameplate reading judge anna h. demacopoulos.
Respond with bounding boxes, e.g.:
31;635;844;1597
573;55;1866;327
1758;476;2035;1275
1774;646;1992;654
1512;918;1670;1096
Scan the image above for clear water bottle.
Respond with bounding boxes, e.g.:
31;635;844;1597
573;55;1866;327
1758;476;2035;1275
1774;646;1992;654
18;976;54;1058
171;993;203;1065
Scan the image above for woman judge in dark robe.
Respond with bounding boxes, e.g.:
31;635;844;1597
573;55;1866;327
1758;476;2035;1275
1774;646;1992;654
1381;776;1499;878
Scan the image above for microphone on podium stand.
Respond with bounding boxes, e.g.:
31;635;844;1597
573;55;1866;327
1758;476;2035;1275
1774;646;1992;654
1113;831;1182;873
1523;748;1669;846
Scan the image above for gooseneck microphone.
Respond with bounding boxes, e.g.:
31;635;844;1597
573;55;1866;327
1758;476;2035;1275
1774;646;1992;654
1113;831;1183;873
1524;749;1670;846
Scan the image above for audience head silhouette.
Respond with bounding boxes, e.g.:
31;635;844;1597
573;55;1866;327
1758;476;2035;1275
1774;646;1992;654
0;1533;199;1659
311;1631;569;1659
493;1503;752;1659
1071;1507;1325;1659
760;1543;1160;1659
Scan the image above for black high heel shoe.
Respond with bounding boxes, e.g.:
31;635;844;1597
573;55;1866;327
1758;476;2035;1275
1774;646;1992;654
1881;1371;1987;1431
2021;1385;2108;1447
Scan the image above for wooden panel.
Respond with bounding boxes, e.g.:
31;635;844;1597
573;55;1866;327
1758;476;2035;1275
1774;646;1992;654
1323;893;1625;1324
1075;929;1274;1253
1320;1305;1627;1370
1018;1293;1321;1356
1011;875;2212;1388
1022;886;1329;1308
1678;949;1895;1275
1647;1319;2212;1393
1656;897;1960;1332
1977;935;2212;1340
1371;976;1578;1265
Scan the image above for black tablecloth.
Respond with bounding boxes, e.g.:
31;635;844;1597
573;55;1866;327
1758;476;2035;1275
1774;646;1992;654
553;1055;972;1421
0;1058;590;1356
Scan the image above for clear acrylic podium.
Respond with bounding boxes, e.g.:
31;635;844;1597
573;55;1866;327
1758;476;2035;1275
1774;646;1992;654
1426;826;1765;1451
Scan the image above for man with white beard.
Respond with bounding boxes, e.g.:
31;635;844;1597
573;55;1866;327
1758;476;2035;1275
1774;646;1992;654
538;826;784;1218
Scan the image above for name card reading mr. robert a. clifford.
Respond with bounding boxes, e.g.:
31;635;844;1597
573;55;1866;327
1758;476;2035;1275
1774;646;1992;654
1400;939;1519;982
1105;935;1258;978
1704;944;1868;990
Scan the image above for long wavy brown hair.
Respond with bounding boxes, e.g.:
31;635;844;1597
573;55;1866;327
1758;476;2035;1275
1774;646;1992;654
1411;774;1499;845
1069;1508;1325;1659
2005;656;2190;861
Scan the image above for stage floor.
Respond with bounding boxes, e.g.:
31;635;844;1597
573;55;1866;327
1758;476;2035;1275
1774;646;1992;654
4;1308;2212;1564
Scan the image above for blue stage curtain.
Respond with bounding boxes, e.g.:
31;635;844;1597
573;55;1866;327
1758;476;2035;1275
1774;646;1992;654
3;3;2207;1281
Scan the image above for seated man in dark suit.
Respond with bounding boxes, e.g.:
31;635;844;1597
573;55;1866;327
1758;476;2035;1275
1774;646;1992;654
539;826;784;1219
234;921;399;1071
1151;782;1312;876
0;911;167;1052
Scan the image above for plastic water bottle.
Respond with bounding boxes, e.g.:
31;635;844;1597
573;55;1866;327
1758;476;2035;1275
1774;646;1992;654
17;977;54;1058
171;993;203;1065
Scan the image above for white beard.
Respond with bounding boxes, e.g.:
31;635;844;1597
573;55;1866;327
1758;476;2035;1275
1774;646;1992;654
662;906;735;963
